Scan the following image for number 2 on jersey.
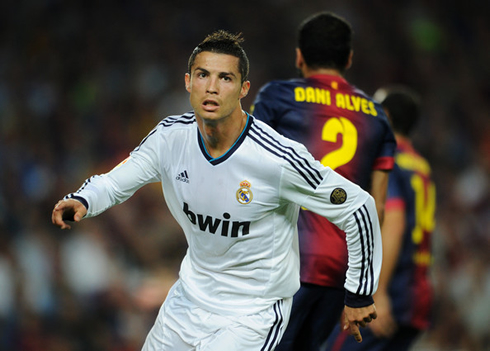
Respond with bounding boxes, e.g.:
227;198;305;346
320;117;358;170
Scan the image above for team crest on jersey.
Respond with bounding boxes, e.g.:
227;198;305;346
330;188;347;204
236;180;253;205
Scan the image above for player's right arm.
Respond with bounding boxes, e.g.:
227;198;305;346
369;204;404;338
370;169;390;224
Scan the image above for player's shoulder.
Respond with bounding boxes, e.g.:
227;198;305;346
146;112;197;140
133;112;196;153
249;115;308;151
350;86;389;121
155;111;196;131
350;85;380;106
395;141;432;176
257;78;306;95
248;116;326;185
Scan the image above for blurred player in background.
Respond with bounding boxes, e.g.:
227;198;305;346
251;12;396;349
52;30;382;350
325;85;436;351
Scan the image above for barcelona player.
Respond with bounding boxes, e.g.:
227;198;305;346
325;85;436;351
251;12;396;349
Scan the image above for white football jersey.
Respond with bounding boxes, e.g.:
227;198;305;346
66;113;381;316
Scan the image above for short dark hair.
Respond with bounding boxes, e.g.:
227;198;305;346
298;12;353;72
374;85;421;136
188;30;249;84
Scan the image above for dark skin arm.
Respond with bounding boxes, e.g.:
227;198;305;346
369;207;405;338
370;170;390;224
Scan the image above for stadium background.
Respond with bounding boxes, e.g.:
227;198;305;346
0;0;488;350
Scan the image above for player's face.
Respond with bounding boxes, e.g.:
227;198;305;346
185;51;250;123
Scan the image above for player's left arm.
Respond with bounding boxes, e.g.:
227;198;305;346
280;152;382;342
339;193;381;343
309;170;383;343
369;169;390;224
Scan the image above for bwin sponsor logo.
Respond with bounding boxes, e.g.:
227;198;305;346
183;202;250;237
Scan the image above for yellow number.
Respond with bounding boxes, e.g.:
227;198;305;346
411;174;436;244
320;117;358;170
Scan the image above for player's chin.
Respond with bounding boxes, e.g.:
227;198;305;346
198;110;222;122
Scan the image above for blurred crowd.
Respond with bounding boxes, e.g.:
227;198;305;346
0;0;488;350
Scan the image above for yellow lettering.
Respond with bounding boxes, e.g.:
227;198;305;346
295;87;305;102
351;96;361;111
345;94;354;111
315;88;331;105
396;154;431;175
294;87;333;106
413;251;432;266
425;183;436;232
306;87;315;102
410;173;436;245
369;101;378;116
294;86;333;105
336;93;345;109
361;98;370;114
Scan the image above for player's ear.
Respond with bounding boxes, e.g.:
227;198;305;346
239;80;250;99
346;50;353;70
295;48;304;69
185;73;191;93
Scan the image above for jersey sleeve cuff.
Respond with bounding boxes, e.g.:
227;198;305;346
344;290;374;308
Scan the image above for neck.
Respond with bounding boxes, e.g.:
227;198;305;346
198;110;247;159
301;67;343;78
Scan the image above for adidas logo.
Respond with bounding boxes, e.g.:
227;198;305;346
176;170;190;183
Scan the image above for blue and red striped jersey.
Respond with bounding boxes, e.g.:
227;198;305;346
385;137;436;329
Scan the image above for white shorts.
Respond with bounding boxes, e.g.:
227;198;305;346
141;280;292;351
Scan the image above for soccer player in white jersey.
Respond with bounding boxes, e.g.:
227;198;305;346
52;30;381;350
